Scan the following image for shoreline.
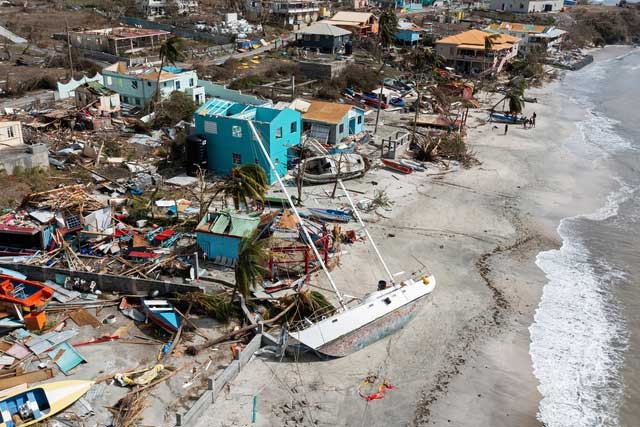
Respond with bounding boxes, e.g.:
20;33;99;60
190;48;624;427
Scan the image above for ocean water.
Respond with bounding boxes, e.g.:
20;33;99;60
529;47;640;427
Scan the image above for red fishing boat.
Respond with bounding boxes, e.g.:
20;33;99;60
381;159;413;174
0;275;54;311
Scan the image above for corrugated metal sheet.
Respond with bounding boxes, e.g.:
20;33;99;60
48;341;85;374
27;330;78;355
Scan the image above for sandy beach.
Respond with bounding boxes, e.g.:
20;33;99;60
189;52;622;427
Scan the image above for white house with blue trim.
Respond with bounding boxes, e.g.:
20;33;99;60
102;62;205;107
294;100;366;146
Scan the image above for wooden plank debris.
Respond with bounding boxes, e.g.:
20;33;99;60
0;368;54;389
70;308;102;328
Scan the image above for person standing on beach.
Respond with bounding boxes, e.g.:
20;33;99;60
532;112;537;128
504;124;509;135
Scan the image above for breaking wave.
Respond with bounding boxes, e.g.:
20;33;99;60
529;184;631;427
529;48;640;427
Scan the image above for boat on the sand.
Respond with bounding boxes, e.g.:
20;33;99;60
490;111;526;124
0;380;93;427
308;208;352;223
142;299;181;333
248;121;436;359
0;275;54;312
381;159;413;174
294;153;366;184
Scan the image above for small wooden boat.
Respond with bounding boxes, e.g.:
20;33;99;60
308;208;352;223
0;380;93;427
142;300;182;334
381;159;413;174
0;275;54;312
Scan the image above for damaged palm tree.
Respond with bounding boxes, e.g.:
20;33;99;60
178;291;236;322
414;132;477;168
218;164;268;211
275;289;335;324
235;232;270;299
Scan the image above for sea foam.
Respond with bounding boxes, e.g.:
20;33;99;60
530;187;630;427
529;49;639;427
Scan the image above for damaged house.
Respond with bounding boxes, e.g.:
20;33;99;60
0;121;49;175
0;186;109;253
194;98;301;184
196;210;260;264
75;81;121;116
103;62;205;107
291;100;365;146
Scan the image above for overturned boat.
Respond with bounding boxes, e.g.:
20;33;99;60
294;153;366;185
248;122;436;359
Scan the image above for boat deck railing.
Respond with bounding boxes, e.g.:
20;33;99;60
288;309;335;332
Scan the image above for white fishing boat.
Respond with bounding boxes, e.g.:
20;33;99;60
248;122;436;358
294;153;366;184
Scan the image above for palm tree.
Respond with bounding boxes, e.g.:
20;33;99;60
219;163;268;211
235;233;270;299
378;9;398;48
507;91;525;116
154;37;185;107
492;80;526;116
483;33;500;71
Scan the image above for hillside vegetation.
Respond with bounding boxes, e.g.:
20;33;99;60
563;5;640;47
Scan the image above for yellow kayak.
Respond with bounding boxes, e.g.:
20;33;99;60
0;380;93;427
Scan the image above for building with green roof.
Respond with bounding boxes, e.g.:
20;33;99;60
195;209;261;262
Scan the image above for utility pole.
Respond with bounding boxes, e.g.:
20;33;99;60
412;88;421;143
290;74;295;100
373;72;384;134
65;20;74;79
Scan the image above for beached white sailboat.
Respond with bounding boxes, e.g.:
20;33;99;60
294;153;366;184
248;122;436;358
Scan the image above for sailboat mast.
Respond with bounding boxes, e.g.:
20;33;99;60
337;180;396;287
247;121;346;310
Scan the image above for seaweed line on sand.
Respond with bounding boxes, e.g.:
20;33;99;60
412;202;536;425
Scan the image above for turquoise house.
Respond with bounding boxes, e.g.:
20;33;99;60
395;22;425;46
300;100;366;146
194;99;302;184
195;210;260;261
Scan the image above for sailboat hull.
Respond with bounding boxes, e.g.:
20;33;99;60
288;276;435;358
316;293;425;358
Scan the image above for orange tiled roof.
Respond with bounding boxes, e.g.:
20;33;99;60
302;101;354;125
436;29;519;49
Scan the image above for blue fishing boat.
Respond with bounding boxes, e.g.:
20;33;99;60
308;208;352;223
142;299;182;334
490;111;527;124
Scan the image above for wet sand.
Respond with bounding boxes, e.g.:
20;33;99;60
189;70;616;427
